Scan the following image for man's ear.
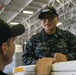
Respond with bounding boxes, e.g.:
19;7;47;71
1;43;8;55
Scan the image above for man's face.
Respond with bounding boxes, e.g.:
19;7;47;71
2;37;15;65
40;13;59;32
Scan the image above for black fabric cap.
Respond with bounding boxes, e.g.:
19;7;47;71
11;24;25;37
0;18;25;46
38;7;58;19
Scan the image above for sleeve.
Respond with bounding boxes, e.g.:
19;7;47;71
22;36;37;65
65;32;76;61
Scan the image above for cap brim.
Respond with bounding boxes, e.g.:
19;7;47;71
11;24;25;37
38;12;58;19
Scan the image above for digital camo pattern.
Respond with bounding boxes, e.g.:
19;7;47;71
22;27;76;65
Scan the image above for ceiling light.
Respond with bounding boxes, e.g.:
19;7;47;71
22;10;33;14
57;22;62;26
10;22;19;25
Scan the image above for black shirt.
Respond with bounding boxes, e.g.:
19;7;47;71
0;70;9;75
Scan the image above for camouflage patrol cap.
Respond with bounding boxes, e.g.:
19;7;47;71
38;6;58;19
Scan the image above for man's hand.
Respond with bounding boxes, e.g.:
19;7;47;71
54;53;67;62
35;58;56;75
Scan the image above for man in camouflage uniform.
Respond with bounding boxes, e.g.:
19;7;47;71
22;6;76;65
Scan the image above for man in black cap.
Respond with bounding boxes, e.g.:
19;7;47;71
0;18;25;75
22;6;76;68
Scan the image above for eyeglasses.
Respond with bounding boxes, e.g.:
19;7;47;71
41;15;56;21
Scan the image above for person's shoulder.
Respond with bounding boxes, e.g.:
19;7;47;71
58;28;69;33
58;28;73;35
27;31;42;43
0;70;9;75
31;31;41;39
58;28;76;38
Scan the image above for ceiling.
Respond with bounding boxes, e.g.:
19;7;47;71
0;0;76;44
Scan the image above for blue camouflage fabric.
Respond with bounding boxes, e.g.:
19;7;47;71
22;27;76;65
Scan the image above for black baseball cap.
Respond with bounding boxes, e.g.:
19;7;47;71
38;7;58;19
0;18;25;46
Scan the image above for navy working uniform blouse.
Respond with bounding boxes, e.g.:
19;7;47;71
22;27;76;65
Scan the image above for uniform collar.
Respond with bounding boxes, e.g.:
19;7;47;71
40;27;62;37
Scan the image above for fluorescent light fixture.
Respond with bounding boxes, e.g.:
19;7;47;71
22;10;33;14
10;22;19;25
57;22;62;26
